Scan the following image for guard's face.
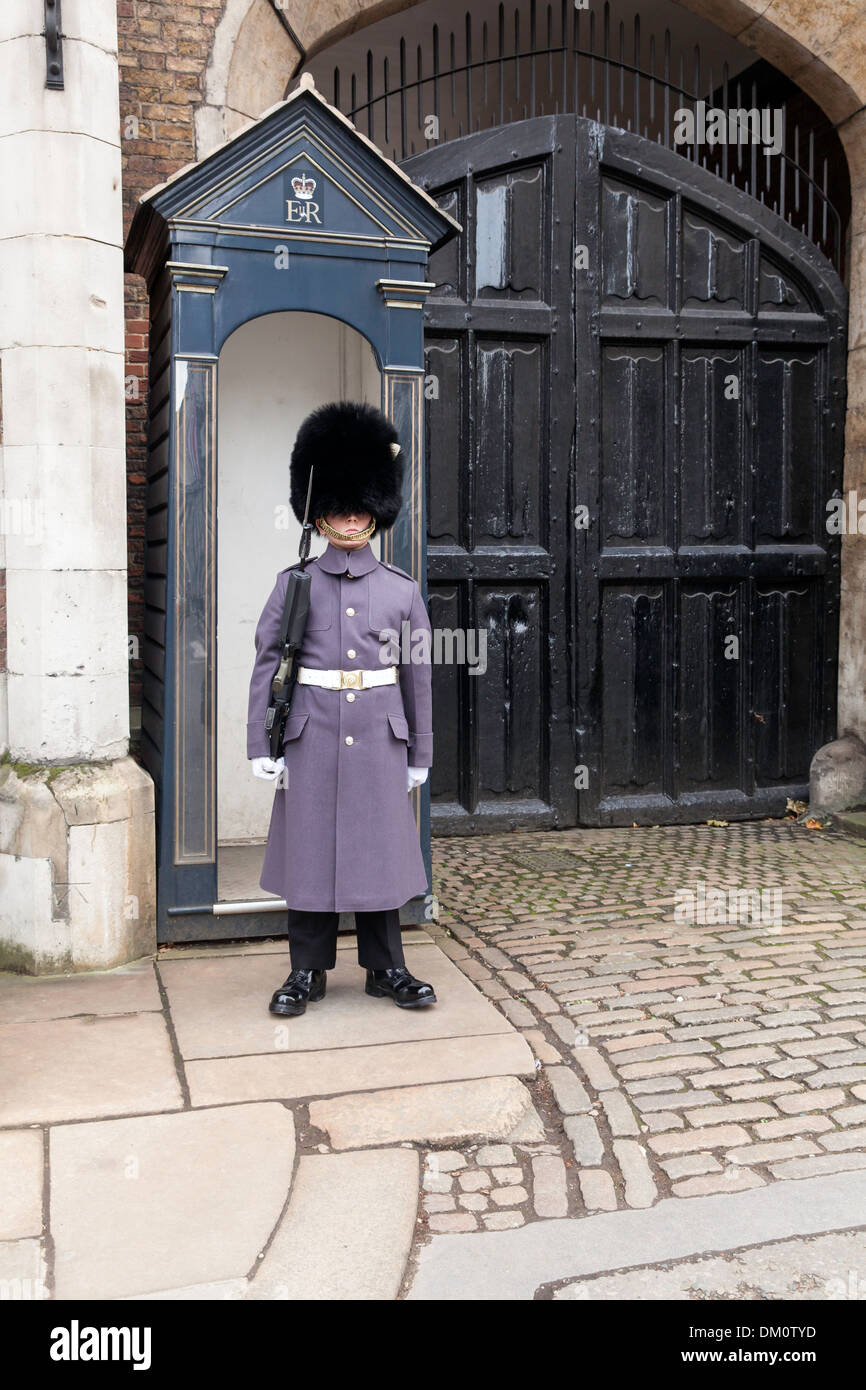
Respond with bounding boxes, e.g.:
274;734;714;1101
317;510;373;550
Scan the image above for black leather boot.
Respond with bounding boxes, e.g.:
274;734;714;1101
269;968;327;1016
365;965;436;1008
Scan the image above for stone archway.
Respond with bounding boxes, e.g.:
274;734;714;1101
202;0;866;750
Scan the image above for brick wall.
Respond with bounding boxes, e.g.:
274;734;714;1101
117;0;227;736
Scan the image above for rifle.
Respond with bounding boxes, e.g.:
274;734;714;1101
264;466;315;760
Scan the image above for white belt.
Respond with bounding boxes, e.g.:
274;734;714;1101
297;665;399;690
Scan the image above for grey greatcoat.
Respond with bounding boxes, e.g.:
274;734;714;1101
246;539;433;911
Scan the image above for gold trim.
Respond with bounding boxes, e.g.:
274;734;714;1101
315;515;377;542
175;284;218;294
168;217;428;252
174;359;216;865
381;369;424;834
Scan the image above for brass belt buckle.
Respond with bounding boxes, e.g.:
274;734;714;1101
340;669;362;689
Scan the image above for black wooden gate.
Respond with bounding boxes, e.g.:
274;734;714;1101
403;114;847;831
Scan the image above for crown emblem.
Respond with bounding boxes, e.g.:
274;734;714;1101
291;172;316;200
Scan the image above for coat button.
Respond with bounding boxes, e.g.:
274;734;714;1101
346;692;355;702
345;736;354;745
347;648;356;659
346;607;355;616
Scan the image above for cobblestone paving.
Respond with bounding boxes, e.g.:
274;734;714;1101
423;821;866;1228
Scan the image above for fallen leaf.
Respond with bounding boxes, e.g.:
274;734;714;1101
804;817;823;830
706;819;729;827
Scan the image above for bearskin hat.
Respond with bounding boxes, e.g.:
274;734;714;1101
289;400;404;531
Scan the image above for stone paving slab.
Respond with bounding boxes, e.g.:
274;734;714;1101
407;1168;866;1300
310;1075;546;1150
126;1278;249;1300
0;959;160;1023
50;1103;295;1300
247;1149;418;1300
0;1236;46;1296
0;1129;43;1240
0;1013;183;1126
552;1228;866;1299
187;1029;534;1106
159;943;513;1060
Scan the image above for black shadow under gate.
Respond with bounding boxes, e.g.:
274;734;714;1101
403;114;847;831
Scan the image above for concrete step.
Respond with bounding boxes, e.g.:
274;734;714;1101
247;1148;419;1300
833;810;866;841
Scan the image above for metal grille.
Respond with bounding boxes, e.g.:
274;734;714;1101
325;0;848;274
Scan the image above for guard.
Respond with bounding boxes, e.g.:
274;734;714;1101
246;400;437;1016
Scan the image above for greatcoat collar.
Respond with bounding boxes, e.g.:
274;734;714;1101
315;540;380;577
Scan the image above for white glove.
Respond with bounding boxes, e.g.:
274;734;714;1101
407;766;429;792
251;755;285;781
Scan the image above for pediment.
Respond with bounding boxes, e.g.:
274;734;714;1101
126;76;460;274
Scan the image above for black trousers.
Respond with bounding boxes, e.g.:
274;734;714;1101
286;907;406;971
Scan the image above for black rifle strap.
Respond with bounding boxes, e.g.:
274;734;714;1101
276;572;296;654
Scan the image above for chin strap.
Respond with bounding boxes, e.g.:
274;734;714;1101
316;516;377;543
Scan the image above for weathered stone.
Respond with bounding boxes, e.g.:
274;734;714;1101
683;1101;778;1126
425;1151;467;1173
457;1169;490;1193
491;1165;523;1184
309;1077;545;1149
768;1152;866;1180
809;733;866;813
422;1171;453;1194
775;1088;848;1114
578;1168;617;1211
613;1140;657;1208
671;1170;765;1198
564;1115;604;1166
647;1124;751;1157
475;1144;515;1166
600;1090;640;1136
51;1104;295;1299
818;1126;866;1151
571;1046;619;1090
482;1211;525;1230
0;1129;43;1240
545;1065;592;1114
423;1194;456;1213
659;1154;723;1180
0;1013;183;1126
727;1138;822;1165
428;1212;477;1233
489;1185;528;1207
532;1154;568;1218
457;1193;489;1212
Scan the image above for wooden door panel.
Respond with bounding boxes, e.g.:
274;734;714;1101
404;117;575;833
405;115;845;831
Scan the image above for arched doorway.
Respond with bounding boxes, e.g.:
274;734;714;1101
405;114;847;829
291;0;851;830
217;311;381;900
195;0;854;835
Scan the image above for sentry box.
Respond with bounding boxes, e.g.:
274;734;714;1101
125;74;460;942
